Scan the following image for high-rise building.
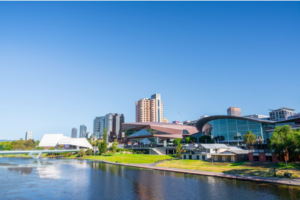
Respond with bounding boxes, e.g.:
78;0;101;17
227;107;241;117
136;93;164;122
25;131;32;140
269;107;296;121
93;116;106;138
79;125;87;138
71;128;77;138
93;113;125;142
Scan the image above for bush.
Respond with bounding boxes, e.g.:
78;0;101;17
86;149;93;156
78;149;85;157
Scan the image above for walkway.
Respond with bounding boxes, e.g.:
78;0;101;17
97;160;300;186
0;149;79;159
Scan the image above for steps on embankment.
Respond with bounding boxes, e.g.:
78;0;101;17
150;147;166;155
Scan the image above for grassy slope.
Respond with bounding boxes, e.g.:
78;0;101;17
65;154;174;164
156;160;300;178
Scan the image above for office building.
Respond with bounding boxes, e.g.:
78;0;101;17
71;128;77;138
227;107;241;117
79;125;87;138
136;93;164;122
25;131;32;140
269;107;296;121
93;113;125;142
93;116;105;138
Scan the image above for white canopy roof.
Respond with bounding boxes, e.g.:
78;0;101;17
39;134;92;149
200;144;229;149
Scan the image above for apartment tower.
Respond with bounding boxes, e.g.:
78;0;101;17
227;107;242;117
136;93;164;122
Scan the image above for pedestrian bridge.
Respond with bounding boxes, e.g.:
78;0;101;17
0;149;79;159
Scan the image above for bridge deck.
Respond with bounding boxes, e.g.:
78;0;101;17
0;149;79;155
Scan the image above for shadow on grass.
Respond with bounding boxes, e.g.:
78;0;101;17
223;168;275;177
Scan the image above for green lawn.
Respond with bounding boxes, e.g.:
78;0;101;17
156;160;300;178
65;153;174;164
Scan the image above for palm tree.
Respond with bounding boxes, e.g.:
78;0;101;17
243;131;256;149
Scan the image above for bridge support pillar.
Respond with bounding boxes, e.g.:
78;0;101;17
28;152;42;159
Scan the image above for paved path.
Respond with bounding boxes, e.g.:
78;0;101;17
95;160;300;186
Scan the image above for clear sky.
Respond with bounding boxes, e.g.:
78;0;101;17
0;2;299;140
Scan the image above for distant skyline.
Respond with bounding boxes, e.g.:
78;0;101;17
0;2;299;140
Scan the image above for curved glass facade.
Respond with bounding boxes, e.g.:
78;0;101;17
203;119;264;142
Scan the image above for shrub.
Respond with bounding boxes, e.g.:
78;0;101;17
86;149;93;156
78;149;85;157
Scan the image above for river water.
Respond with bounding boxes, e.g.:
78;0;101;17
0;158;300;200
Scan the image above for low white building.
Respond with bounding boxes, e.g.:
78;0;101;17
39;134;92;149
182;144;248;162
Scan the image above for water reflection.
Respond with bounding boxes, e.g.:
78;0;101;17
0;158;300;200
37;165;61;179
8;167;33;175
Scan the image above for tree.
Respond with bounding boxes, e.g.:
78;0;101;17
35;140;40;146
270;125;300;162
98;142;102;154
86;149;93;156
103;127;108;142
112;139;118;154
190;137;197;143
78;149;85;157
100;142;108;155
176;143;183;158
243;131;256;148
199;135;214;143
174;138;182;146
185;137;190;144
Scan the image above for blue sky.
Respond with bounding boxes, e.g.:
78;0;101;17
0;2;299;140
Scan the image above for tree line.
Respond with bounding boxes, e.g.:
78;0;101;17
0;139;40;150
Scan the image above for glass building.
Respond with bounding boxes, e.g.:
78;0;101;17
205;119;264;143
196;115;300;145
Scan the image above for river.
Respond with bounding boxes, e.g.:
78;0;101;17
0;158;300;200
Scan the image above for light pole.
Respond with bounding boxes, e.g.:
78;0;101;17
212;155;214;172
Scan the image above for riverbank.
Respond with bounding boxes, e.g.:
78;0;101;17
97;159;300;187
2;154;300;186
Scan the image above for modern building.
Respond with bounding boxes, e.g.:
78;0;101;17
227;107;241;117
25;131;32;140
243;114;269;120
269;107;296;121
196;112;300;145
93;116;105;138
79;125;87;138
93;113;125;142
39;134;92;149
123;122;198;147
182;144;248;162
71;128;77;138
136;93;164;123
183;120;198;126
